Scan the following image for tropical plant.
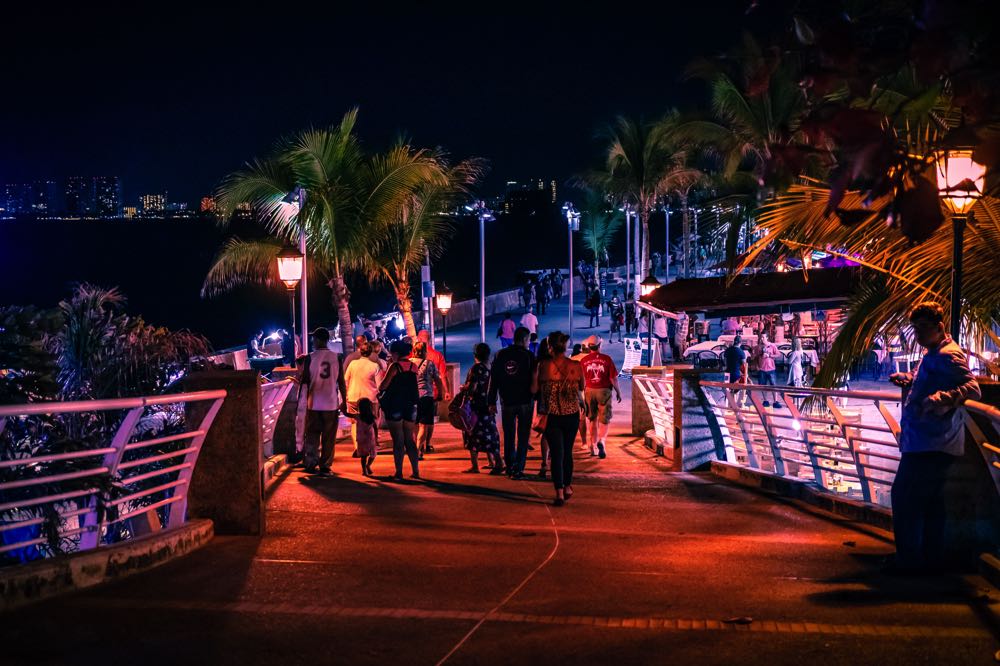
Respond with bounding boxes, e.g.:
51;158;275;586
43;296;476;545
578;191;624;286
585;113;705;280
353;147;485;337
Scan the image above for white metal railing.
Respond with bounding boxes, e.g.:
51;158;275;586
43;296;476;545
966;401;1000;493
0;390;226;562
260;379;294;458
633;371;675;449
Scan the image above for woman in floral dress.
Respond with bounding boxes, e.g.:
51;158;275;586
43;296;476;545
462;343;503;474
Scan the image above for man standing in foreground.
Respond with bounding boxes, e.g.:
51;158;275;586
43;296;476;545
889;302;980;574
723;335;747;384
488;327;536;478
301;327;347;476
579;335;622;459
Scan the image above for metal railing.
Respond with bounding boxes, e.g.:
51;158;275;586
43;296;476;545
0;390;226;562
699;381;903;507
633;371;675;450
260;379;295;459
966;401;1000;495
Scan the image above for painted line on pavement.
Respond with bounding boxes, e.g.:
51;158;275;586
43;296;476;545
72;597;988;639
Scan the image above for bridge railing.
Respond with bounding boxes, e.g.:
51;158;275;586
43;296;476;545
0;390;226;563
699;381;902;506
633;371;675;451
260;379;295;459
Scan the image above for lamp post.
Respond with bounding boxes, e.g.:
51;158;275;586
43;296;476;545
276;246;304;352
664;204;671;283
281;186;308;352
640;275;661;365
935;145;987;341
562;202;581;342
468;202;496;343
436;286;453;361
621;205;631;297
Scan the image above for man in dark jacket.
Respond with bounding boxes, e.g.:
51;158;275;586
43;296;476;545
488;326;536;478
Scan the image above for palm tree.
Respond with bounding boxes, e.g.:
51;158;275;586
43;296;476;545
587;112;704;281
738;178;1000;387
204;110;447;353
353;147;485;337
579;192;624;287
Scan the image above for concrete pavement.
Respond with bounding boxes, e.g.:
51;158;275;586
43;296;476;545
5;290;999;664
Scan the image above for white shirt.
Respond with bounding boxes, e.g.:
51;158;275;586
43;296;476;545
520;312;539;334
653;317;668;338
306;347;341;411
344;356;382;404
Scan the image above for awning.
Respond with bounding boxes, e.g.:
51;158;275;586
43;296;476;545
643;267;867;317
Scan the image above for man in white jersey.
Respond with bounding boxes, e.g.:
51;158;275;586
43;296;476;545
301;327;347;475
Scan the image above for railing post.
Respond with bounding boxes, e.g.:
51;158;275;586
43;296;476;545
167;396;226;530
748;391;783;475
876;400;901;440
827;396;872;503
727;390;760;469
79;406;144;551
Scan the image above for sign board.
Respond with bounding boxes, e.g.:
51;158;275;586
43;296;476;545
621;337;644;374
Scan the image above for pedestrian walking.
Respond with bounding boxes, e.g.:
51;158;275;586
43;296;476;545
347;398;378;476
488;327;536;478
462;343;503;474
608;291;624;343
724;335;748;384
579;335;622;459
413;340;448;458
497;312;517;348
344;340;383;472
520;307;539;336
787;337;806;387
528;332;539;355
888;302;980;575
587;288;601;328
653;315;670;363
378;339;421;481
753;333;782;407
300;328;347;476
532;331;585;506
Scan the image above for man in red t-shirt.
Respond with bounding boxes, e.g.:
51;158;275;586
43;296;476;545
579;335;622;459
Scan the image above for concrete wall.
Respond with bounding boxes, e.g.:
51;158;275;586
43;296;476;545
183;370;266;536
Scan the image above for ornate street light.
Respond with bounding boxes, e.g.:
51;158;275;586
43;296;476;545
935;142;987;341
639;275;661;365
276;246;304;353
436;285;453;361
280;186;308;352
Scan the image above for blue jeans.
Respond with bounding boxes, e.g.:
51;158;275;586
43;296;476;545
757;370;776;385
500;337;514;348
500;402;534;473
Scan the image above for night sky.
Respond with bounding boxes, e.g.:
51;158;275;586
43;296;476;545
2;4;748;204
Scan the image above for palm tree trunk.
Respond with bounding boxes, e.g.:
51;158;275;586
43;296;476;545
329;272;354;354
395;279;418;339
640;209;650;280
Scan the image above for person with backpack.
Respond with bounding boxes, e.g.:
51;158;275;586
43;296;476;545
461;343;503;474
300;328;347;476
378;339;421;481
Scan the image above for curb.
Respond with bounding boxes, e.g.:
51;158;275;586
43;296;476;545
642;430;671;460
0;518;214;612
979;553;1000;589
710;461;894;531
262;453;292;494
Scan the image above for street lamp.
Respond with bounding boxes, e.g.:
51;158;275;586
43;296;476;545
935;144;987;341
562;202;581;342
436;285;453;361
280;186;308;352
276;246;304;354
640;275;661;366
466;202;496;343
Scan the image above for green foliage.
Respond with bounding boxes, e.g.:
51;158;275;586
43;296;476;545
0;305;61;404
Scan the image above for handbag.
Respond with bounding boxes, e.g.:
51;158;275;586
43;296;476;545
448;390;478;433
531;412;548;434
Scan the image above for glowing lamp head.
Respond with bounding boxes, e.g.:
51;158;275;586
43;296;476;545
436;288;453;315
639;275;661;299
276;247;304;290
936;149;986;215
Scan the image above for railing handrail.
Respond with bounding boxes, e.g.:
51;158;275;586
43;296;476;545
700;380;900;403
0;390;228;417
967;399;1000;423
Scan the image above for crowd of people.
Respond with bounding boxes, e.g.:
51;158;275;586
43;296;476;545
291;316;623;506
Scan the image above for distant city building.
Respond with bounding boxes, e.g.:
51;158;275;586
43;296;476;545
65;176;95;217
140;193;167;215
93;176;123;217
123;206;138;219
502;179;556;216
1;183;30;216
